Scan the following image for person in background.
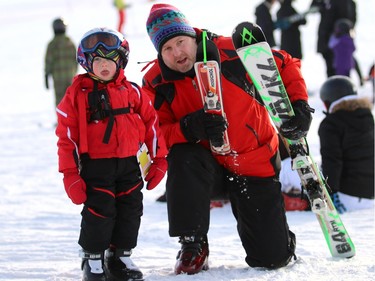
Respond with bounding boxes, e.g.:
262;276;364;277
367;63;375;103
255;0;277;47
311;0;362;81
276;0;306;59
328;19;356;77
56;27;168;281
345;0;364;85
44;18;77;107
142;3;314;275
114;0;128;34
319;75;374;213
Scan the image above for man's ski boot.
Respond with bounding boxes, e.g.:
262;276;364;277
105;248;144;281
174;235;209;275
80;251;106;281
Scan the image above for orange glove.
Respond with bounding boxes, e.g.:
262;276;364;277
145;157;168;190
63;172;87;204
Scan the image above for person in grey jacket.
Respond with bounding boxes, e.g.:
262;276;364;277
44;18;77;107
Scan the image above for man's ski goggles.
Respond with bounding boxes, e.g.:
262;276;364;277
81;30;122;53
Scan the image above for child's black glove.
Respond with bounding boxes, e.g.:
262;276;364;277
280;100;314;140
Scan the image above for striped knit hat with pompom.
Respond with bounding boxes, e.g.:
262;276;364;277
146;4;196;53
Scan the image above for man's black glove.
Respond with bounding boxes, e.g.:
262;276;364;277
45;74;49;89
280;100;314;140
180;109;227;146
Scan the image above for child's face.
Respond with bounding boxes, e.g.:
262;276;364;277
92;56;117;81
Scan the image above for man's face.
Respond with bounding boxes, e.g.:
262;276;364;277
160;36;197;73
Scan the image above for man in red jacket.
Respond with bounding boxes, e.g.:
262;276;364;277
142;3;313;275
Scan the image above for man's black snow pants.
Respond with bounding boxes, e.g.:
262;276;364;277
166;143;296;269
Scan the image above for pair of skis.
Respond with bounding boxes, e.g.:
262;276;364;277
194;23;355;258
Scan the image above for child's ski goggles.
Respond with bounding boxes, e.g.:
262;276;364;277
81;29;122;53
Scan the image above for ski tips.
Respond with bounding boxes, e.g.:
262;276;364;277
232;21;267;49
232;21;260;34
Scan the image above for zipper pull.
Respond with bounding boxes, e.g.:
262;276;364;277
192;79;198;91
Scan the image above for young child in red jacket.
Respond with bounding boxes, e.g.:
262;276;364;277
55;27;168;281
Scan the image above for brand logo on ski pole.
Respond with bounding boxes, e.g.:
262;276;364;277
208;67;215;88
240;27;258;46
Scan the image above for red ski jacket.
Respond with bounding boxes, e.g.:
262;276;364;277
142;29;308;177
56;69;167;173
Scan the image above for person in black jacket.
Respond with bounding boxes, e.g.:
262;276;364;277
311;0;361;79
255;0;277;47
318;76;374;213
276;0;306;59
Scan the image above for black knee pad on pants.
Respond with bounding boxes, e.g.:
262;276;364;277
245;230;296;269
228;175;296;268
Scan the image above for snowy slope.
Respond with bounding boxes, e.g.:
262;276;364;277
0;0;374;280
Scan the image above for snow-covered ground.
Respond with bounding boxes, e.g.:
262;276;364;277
0;0;374;280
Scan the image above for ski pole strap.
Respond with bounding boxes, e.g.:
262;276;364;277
88;81;132;144
102;107;131;144
202;30;207;63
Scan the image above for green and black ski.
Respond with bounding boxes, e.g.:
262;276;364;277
232;21;355;258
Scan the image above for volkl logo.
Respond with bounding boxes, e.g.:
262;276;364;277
257;58;292;120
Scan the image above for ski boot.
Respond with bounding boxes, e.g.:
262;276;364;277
105;248;144;281
174;235;209;275
80;250;106;281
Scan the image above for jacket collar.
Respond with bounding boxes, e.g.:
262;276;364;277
328;95;373;113
80;68;126;89
157;53;196;81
